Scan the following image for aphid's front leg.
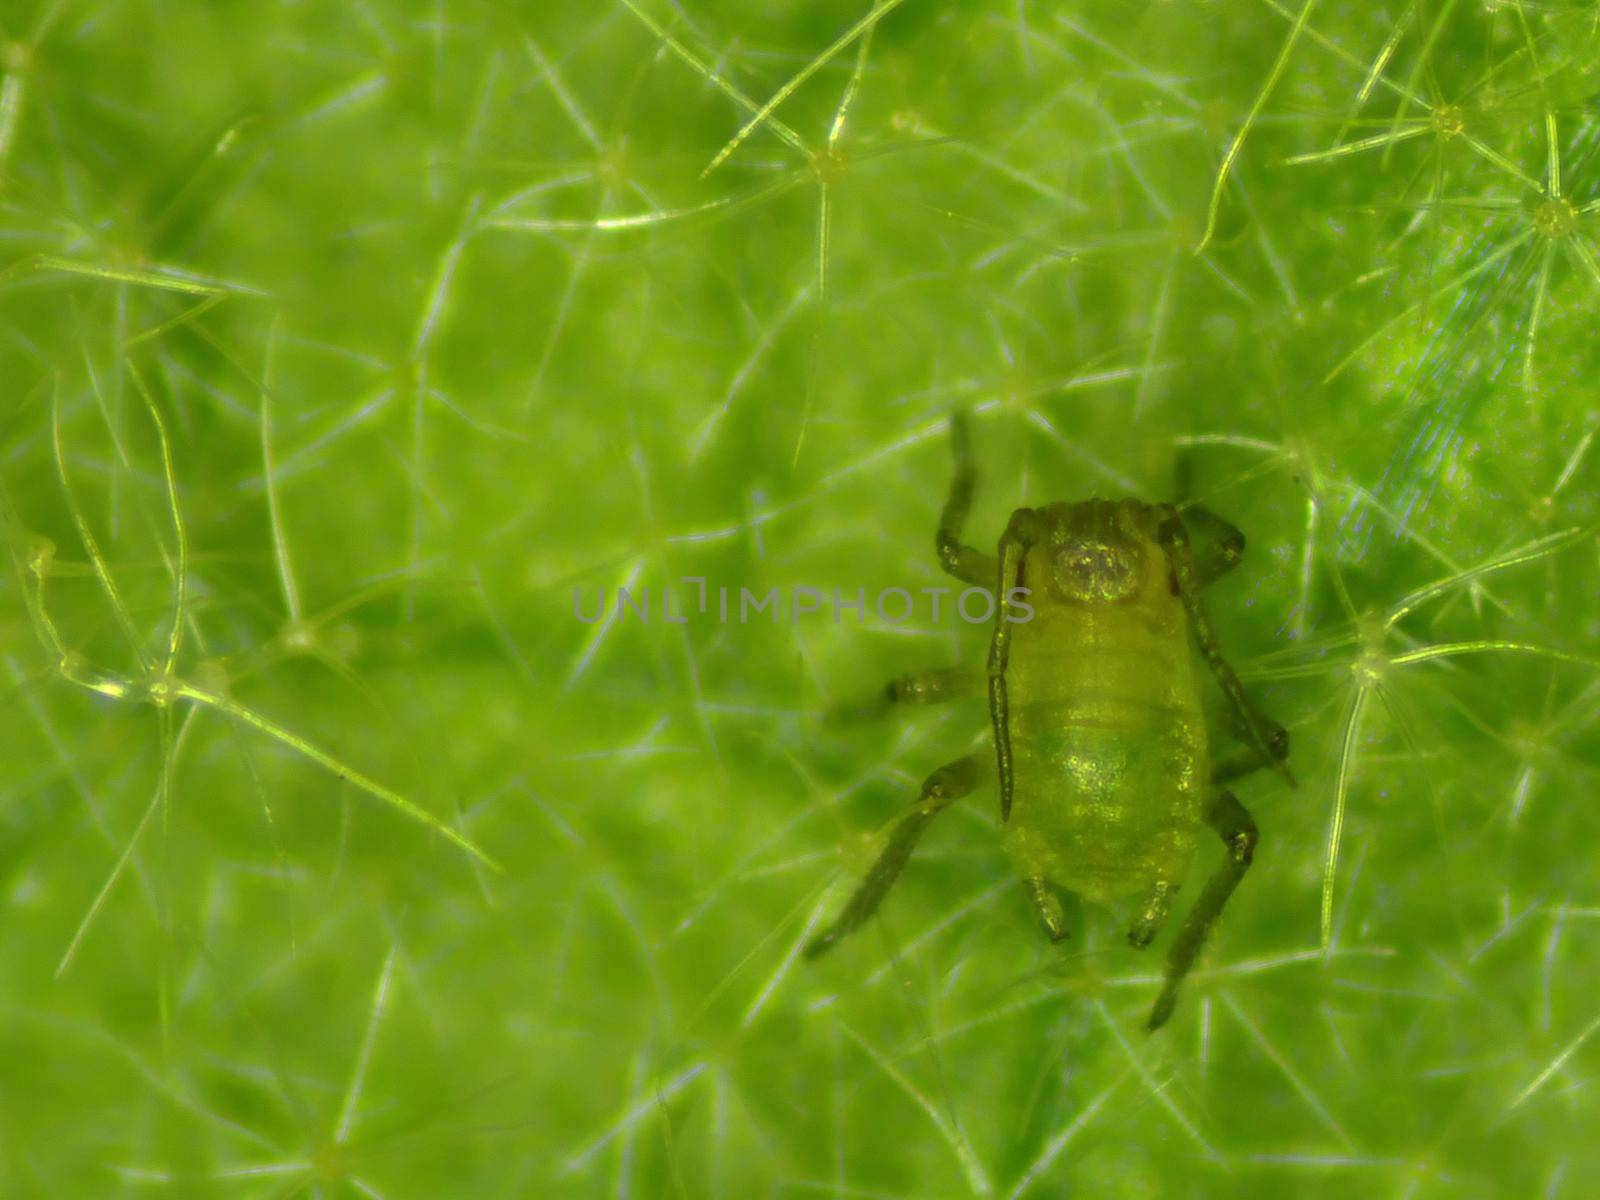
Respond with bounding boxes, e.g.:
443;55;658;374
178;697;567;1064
804;755;981;959
987;506;1042;822
936;411;998;587
1145;789;1258;1032
1182;503;1246;586
1156;506;1296;791
1127;879;1180;949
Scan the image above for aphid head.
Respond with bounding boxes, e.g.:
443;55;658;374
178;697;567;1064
1042;500;1148;605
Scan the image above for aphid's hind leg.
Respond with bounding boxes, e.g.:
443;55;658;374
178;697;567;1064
1127;879;1180;949
804;755;981;959
1156;506;1296;791
1026;876;1070;942
1146;789;1257;1032
937;410;998;587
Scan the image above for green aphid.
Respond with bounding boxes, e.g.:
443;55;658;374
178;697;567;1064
806;411;1295;1031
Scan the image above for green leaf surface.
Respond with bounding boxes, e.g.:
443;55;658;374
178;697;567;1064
2;2;1597;1196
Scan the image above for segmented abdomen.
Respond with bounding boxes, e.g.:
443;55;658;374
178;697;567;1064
1002;694;1207;902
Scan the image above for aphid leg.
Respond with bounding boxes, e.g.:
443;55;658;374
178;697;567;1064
1146;789;1258;1032
803;755;981;959
988;507;1041;822
1210;684;1291;782
827;665;979;722
1181;503;1246;586
1026;876;1070;942
1127;879;1180;949
937;410;998;587
1210;720;1291;784
884;665;981;707
1156;506;1297;791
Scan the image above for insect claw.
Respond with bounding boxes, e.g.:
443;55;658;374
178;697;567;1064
1262;719;1297;789
1145;992;1177;1032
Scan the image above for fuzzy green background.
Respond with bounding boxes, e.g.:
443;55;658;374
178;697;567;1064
2;1;1598;1197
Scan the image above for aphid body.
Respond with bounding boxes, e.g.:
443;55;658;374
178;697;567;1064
1000;500;1206;908
805;414;1293;1030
